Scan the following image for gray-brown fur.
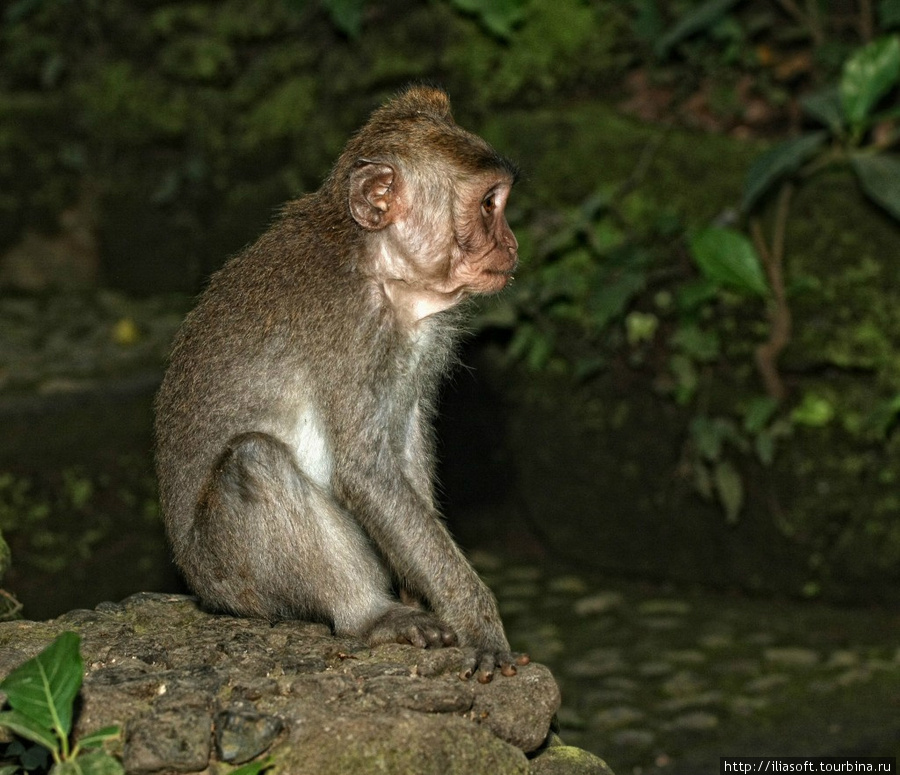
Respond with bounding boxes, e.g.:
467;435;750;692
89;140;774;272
154;86;526;681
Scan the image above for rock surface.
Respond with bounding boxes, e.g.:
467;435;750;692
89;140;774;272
0;593;610;774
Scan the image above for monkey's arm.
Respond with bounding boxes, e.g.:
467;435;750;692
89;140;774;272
330;409;526;681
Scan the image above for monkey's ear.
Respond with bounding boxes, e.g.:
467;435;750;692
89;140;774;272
349;162;398;230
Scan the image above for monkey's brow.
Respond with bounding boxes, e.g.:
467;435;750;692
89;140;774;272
478;151;519;183
500;156;520;184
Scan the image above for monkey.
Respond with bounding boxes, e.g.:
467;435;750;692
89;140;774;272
154;85;528;682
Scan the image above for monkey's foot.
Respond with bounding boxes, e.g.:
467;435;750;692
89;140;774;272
363;605;458;649
459;648;530;684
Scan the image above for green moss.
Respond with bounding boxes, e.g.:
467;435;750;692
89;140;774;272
443;0;620;105
482;103;760;222
75;61;190;140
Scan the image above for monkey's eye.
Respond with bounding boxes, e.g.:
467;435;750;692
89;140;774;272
481;193;497;217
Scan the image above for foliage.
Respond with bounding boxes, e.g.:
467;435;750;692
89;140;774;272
674;35;900;519
229;757;275;775
0;530;22;621
747;36;900;214
477;185;678;378
307;0;533;39
0;632;122;774
481;34;900;543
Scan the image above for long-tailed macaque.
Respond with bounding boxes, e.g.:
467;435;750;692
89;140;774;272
154;86;528;682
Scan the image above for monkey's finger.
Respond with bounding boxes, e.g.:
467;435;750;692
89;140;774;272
476;652;498;684
399;627;429;649
457;649;479;681
495;650;527;678
419;622;455;649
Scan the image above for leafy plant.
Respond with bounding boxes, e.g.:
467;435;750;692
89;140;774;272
295;0;532;38
0;632;121;774
685;36;900;400
477;185;670;377
229;756;276;775
0;530;22;622
448;0;532;38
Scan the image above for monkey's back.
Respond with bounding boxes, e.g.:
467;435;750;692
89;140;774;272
154;198;363;549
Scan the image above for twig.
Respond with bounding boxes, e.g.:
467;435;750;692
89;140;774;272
770;0;825;45
0;588;23;620
616;131;668;201
858;0;874;41
752;182;794;402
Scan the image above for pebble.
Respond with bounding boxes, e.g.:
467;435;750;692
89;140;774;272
637;661;673;677
610;729;655;748
568;648;626;678
763;647;819;667
697;633;734;649
656;691;723;713
548;575;589;594
744;674;790;693
593;706;645;730
663;711;719;731
660;670;707;697
574;592;624;616
637;599;691;616
662;649;706;665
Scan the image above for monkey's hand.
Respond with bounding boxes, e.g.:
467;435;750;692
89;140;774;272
363;604;458;650
459;643;530;684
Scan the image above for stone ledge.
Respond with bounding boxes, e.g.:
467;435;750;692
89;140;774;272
0;592;614;775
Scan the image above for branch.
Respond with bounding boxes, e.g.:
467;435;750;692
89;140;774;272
752;182;794;401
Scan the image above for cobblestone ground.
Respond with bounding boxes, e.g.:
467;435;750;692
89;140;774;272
477;553;900;775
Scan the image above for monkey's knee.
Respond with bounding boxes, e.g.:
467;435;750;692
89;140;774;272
190;431;393;624
207;432;299;506
185;432;312;616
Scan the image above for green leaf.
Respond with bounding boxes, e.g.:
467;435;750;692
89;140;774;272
690;415;725;461
840;36;900;129
52;751;125;775
587;271;646;329
754;430;776;466
671;324;720;362
76;726;121;751
861;393;900;438
791;393;834;427
229;756;276;775
670;353;699;405
689;227;769;298
743;132;827;212
0;632;83;739
714;460;744;523
320;0;368;37
450;0;531;38
881;0;900;28
850;153;900;221
655;0;740;56
0;709;59;752
800;88;845;133
676;278;718;313
625;311;659;345
743;395;779;434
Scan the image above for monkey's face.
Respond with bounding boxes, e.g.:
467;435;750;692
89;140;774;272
450;176;518;296
348;148;517;323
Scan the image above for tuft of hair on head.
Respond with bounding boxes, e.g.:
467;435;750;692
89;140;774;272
376;84;453;123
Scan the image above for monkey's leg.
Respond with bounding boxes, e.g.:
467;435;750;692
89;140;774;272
184;431;455;648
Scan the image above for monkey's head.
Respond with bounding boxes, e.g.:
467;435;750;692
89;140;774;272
333;86;519;323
